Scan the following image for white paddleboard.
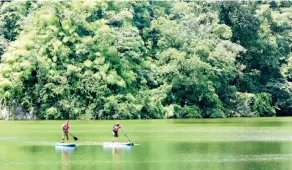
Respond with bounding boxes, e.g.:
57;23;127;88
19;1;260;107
102;142;134;146
55;143;76;147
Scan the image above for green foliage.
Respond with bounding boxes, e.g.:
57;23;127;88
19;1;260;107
0;1;34;41
282;54;292;81
265;80;292;116
219;1;291;116
0;1;290;119
253;93;276;117
212;24;232;39
231;92;276;117
0;1;35;61
0;36;7;57
173;104;202;118
138;84;170;119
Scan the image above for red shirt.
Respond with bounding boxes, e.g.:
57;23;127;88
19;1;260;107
114;125;120;132
63;123;70;131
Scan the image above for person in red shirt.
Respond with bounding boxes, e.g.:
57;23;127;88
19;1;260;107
112;120;121;142
62;120;70;143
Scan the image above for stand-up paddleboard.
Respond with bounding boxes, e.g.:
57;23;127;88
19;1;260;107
102;142;134;146
55;143;76;147
55;145;76;153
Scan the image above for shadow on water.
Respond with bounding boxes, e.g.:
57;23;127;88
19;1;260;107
22;145;51;154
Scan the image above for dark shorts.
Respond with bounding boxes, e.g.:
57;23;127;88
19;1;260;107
62;130;68;139
113;130;118;137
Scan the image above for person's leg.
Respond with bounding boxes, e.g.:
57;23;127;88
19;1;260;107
112;131;115;142
116;132;119;143
62;131;65;143
65;132;69;143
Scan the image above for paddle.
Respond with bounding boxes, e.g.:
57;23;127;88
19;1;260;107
121;128;133;146
69;133;78;141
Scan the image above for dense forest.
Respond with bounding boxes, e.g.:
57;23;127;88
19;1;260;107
0;0;291;120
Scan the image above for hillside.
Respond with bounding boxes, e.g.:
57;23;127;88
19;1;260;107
0;1;291;119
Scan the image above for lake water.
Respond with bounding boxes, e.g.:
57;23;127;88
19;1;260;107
1;118;292;170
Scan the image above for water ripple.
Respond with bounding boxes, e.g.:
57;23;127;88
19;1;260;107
0;137;17;141
2;154;292;166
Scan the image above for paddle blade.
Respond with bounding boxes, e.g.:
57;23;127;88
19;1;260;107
73;136;78;141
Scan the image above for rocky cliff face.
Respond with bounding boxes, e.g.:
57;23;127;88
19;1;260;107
1;103;37;120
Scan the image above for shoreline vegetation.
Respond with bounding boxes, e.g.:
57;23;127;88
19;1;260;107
0;1;291;120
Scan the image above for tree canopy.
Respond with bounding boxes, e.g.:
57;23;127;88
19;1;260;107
0;0;291;119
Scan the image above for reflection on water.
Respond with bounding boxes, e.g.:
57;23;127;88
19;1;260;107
103;145;133;151
102;145;133;170
55;146;76;170
102;145;133;154
113;147;120;170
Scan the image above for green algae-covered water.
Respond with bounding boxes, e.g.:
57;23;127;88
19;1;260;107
1;118;292;170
